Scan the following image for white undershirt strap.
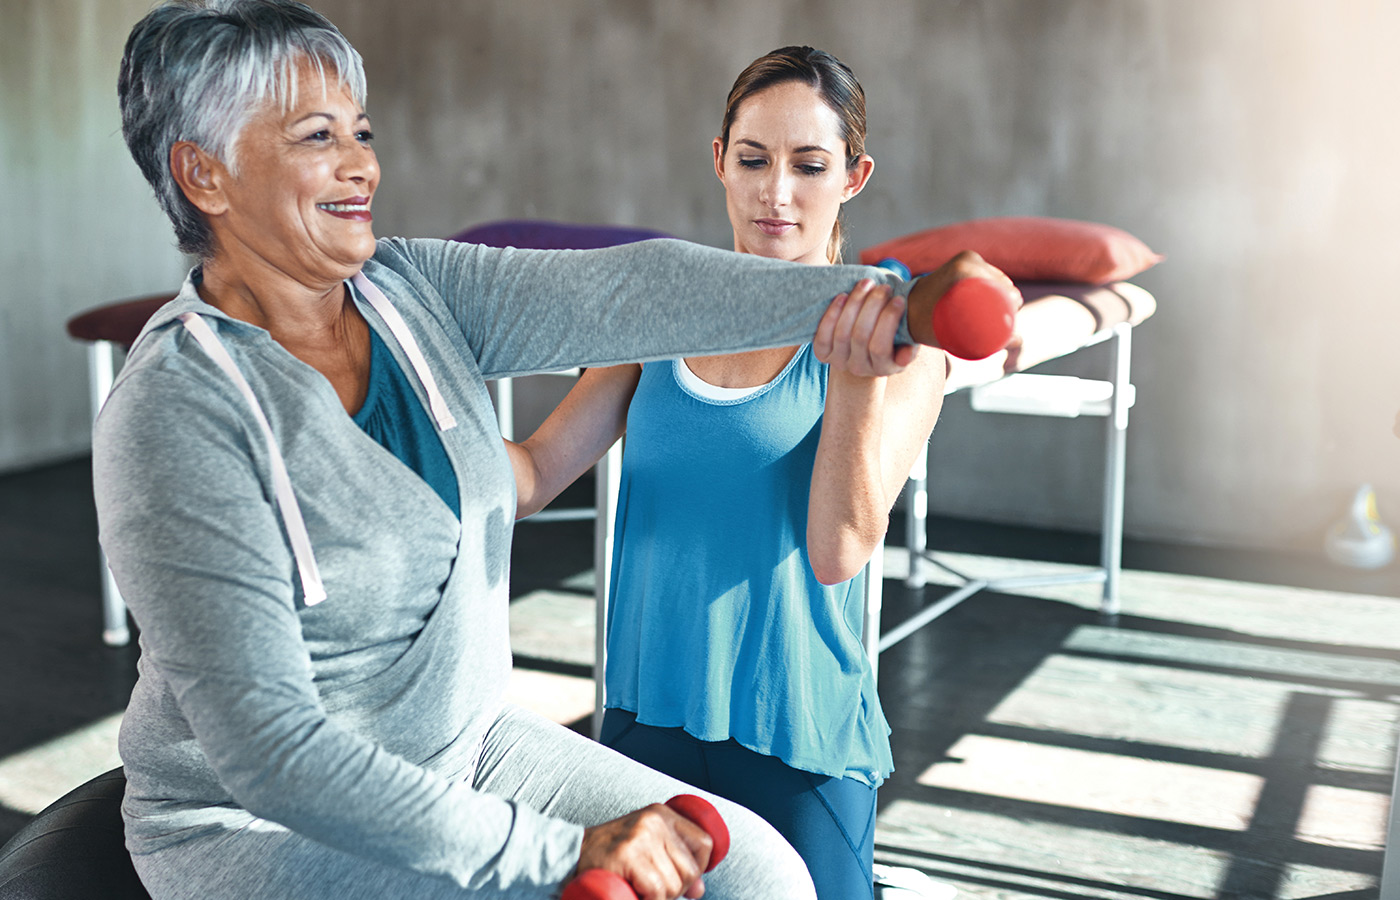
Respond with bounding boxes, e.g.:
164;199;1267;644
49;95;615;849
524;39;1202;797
674;358;766;401
178;312;329;607
351;272;457;431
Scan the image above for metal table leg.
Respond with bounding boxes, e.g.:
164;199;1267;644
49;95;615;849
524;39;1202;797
88;341;130;647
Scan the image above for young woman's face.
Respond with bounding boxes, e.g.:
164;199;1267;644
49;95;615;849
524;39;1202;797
714;80;872;266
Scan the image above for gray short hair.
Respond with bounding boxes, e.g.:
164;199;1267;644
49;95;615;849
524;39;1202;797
118;0;368;258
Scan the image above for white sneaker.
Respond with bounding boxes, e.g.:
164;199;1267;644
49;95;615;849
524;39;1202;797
873;864;958;900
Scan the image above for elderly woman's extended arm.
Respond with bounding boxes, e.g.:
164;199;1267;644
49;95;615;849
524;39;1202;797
369;236;916;379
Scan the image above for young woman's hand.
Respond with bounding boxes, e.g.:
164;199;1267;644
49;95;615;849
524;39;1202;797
814;278;916;376
905;250;1021;349
576;804;715;900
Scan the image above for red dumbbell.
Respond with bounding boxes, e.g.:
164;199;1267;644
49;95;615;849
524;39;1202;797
873;258;1017;362
930;276;1018;361
562;794;730;900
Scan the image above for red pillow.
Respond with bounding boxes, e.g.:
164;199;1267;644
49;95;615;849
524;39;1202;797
859;216;1163;284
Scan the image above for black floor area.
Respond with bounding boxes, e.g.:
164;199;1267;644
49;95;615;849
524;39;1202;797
2;456;1395;898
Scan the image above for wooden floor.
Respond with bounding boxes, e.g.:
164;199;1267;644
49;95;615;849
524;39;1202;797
2;457;1396;899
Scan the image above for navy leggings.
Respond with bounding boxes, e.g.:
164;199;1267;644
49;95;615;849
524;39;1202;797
601;709;876;900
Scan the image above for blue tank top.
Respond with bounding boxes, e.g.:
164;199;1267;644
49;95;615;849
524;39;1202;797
604;345;893;783
352;327;460;518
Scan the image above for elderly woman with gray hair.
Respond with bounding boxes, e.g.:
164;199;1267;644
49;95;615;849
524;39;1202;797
99;1;1010;898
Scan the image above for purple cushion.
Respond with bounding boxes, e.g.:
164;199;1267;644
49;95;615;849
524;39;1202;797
447;219;671;251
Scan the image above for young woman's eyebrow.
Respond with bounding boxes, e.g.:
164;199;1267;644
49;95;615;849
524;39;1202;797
735;137;831;154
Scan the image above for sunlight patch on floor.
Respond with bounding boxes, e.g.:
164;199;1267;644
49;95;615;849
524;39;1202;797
1278;862;1380;900
876;797;1230;900
985;651;1293;758
1296;784;1390;850
504;668;596;726
917;734;1263;831
0;712;123;815
1317;697;1400;774
509;589;596;666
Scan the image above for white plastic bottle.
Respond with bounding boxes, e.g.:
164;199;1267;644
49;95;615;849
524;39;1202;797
1324;484;1395;569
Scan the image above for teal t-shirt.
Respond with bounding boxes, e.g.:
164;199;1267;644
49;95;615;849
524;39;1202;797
604;344;893;784
352;327;460;518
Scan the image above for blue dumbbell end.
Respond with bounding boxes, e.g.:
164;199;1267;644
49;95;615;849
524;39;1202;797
874;257;911;280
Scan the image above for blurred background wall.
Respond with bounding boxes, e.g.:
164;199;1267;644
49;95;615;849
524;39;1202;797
3;0;1396;555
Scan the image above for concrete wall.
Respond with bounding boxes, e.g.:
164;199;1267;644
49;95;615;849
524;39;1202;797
4;0;1397;554
1;0;190;470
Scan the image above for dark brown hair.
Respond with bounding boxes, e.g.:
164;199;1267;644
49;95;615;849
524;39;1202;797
719;46;867;263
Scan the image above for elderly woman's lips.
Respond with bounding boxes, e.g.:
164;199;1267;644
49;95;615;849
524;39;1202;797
317;200;372;220
755;219;794;236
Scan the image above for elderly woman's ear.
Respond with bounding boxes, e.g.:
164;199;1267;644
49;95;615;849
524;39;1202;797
170;141;229;217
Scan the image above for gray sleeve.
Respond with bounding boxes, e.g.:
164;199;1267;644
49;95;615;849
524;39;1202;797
375;237;914;379
94;362;581;891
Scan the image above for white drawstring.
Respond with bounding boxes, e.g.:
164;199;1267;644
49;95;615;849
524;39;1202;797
176;275;455;607
352;272;457;431
179;312;328;606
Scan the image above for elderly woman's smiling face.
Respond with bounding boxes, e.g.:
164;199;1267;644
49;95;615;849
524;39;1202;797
208;57;379;283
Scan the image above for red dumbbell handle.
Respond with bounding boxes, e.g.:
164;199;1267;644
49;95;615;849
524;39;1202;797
930;276;1018;361
562;795;729;900
562;869;635;900
662;794;729;869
